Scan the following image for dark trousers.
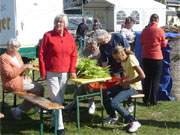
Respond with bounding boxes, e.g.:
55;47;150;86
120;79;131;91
142;58;162;105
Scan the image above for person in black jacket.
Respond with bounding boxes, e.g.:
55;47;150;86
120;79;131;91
76;18;89;52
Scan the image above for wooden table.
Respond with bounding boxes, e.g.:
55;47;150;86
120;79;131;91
14;92;64;135
69;77;111;131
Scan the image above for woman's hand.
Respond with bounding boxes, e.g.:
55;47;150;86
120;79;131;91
121;79;130;89
23;76;32;83
24;64;33;70
70;73;77;79
41;76;46;80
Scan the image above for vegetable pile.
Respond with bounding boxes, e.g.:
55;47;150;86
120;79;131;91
30;58;39;68
76;58;110;79
24;58;39;78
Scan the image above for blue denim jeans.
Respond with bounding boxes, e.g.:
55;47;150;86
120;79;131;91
103;85;136;122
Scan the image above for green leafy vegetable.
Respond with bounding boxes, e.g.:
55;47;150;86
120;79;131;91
77;58;110;79
24;69;33;78
24;58;38;78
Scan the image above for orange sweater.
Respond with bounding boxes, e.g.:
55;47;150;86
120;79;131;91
0;52;25;92
141;22;167;60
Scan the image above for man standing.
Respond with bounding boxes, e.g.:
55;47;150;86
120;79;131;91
76;18;89;52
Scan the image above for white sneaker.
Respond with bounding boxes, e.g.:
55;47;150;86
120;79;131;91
128;121;141;133
128;105;134;113
11;107;22;120
88;102;96;114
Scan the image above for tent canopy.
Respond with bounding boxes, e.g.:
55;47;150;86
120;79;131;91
84;0;166;31
84;0;166;9
106;0;166;9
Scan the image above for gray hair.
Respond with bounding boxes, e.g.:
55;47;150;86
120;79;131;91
54;14;68;27
93;29;109;40
7;38;21;50
86;37;97;45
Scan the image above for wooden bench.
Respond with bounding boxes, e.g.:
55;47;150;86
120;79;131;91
122;92;144;122
130;93;144;119
13;91;64;135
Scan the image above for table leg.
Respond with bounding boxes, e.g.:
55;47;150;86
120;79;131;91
54;110;58;135
134;98;136;119
32;70;35;81
40;108;44;135
100;89;104;127
76;96;80;131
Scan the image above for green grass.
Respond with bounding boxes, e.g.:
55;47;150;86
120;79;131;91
1;85;180;135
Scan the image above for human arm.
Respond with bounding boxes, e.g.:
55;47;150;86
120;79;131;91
39;34;48;80
121;55;145;87
99;48;109;67
76;24;81;36
69;37;78;78
122;65;145;87
160;29;167;48
0;57;33;79
120;28;127;39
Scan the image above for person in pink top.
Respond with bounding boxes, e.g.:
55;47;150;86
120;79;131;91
0;39;44;120
141;14;167;106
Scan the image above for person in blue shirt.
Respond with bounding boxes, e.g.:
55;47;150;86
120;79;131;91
94;29;130;75
94;29;130;125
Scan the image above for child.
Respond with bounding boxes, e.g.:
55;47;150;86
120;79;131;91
82;38;100;114
82;37;100;60
120;17;135;51
65;38;100;114
104;45;145;132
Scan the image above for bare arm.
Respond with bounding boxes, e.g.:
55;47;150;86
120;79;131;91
122;65;145;86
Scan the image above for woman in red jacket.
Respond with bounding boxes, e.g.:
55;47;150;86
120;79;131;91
39;14;78;135
141;14;167;106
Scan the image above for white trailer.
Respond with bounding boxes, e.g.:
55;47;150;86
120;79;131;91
0;0;63;58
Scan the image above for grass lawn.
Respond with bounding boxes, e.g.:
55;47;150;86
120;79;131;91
0;84;180;135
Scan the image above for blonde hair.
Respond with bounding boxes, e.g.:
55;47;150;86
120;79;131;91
7;38;21;50
113;45;134;56
54;14;68;27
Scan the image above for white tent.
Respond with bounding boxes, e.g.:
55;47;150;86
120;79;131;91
83;0;166;31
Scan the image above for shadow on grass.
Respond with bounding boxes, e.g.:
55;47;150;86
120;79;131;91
139;119;180;129
1;102;53;135
63;105;126;132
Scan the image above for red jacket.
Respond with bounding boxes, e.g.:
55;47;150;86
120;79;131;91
39;28;78;79
141;22;167;60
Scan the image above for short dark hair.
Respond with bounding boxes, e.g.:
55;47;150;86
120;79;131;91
150;14;159;23
125;17;135;24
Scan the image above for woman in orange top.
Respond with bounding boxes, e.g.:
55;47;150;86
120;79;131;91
141;14;167;106
0;39;44;120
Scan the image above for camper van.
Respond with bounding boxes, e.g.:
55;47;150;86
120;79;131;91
0;0;63;58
